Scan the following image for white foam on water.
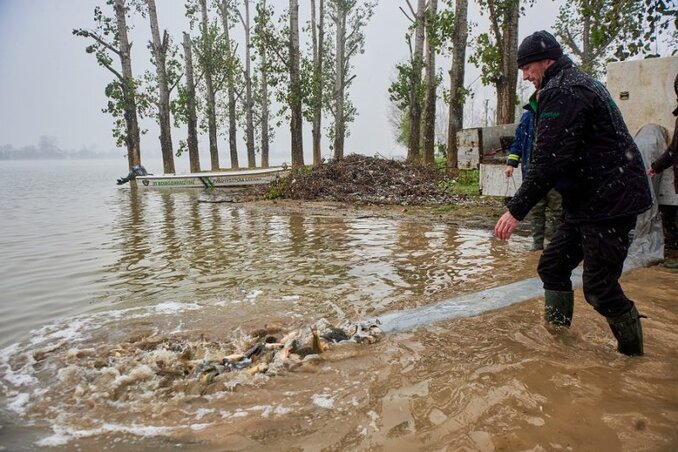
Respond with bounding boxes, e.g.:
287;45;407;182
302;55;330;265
274;405;292;416
190;423;210;431
7;392;30;415
312;394;334;409
194;408;215;420
36;422;177;447
257;404;293;418
153;302;201;314
28;318;89;347
0;343;38;387
245;290;263;301
282;295;301;301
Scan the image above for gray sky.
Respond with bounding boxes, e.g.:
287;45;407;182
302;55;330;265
0;0;565;171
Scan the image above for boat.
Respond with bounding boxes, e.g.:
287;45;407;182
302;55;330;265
134;167;290;189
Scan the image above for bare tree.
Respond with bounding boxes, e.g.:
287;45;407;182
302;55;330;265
73;0;142;177
327;0;375;160
330;1;347;159
251;0;302;167
422;0;438;165
310;0;325;165
217;0;241;169
197;0;222;170
253;0;272;168
471;0;521;125
145;0;176;173
236;0;257;168
399;0;426;162
494;0;519;125
289;0;305;167
182;32;201;173
446;0;468;175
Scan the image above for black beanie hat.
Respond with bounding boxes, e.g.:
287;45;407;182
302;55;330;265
517;31;563;67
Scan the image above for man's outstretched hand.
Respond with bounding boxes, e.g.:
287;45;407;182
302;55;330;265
493;211;520;240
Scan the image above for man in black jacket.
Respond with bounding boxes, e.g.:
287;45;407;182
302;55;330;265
493;31;652;356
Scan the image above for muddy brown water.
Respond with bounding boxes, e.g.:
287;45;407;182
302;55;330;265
3;266;676;451
1;161;677;450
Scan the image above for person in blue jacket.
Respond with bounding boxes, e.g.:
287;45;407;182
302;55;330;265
504;92;562;251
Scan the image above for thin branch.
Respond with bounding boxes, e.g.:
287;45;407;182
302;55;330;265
486;0;502;48
404;0;417;19
169;72;184;93
399;6;415;23
101;60;124;81
86;30;122;56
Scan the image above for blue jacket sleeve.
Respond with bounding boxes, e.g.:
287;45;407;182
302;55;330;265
506;112;532;168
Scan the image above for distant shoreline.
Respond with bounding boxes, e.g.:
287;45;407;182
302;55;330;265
0;152;121;161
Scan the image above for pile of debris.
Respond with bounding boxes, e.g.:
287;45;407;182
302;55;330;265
264;154;462;205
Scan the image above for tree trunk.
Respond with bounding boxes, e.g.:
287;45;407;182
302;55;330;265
259;0;270;168
113;0;141;173
183;32;201;173
311;0;325;165
580;5;594;74
446;0;468;176
407;0;426;163
289;0;304;167
241;0;256;168
200;0;220;170
333;5;346;160
422;0;438;166
495;0;519;125
146;0;175;174
218;1;240;169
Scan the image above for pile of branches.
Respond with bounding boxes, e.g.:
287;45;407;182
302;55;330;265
268;154;461;205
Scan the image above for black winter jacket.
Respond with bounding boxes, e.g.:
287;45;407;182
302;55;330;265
507;56;652;223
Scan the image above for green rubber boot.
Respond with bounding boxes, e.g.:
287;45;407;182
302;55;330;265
544;290;574;327
607;305;644;356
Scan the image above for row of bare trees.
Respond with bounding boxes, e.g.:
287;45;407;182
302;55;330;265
75;0;375;174
76;1;675;176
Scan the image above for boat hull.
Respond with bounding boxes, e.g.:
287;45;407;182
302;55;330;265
134;168;289;189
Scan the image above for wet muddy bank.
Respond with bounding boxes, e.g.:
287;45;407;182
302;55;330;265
229;197;512;232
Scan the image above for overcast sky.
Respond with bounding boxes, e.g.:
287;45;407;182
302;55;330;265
0;0;566;171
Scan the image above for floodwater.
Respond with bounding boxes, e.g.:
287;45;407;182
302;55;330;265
0;160;677;450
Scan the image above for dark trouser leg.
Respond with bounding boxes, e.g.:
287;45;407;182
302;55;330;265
530;197;547;250
579;217;635;317
659;205;678;248
580;216;644;356
538;221;583;326
544;189;563;243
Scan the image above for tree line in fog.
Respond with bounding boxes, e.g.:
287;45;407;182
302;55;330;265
0;137;118;160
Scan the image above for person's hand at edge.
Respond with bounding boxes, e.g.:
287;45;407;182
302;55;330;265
494;211;520;240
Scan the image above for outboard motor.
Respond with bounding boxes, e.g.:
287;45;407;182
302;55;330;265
116;164;148;185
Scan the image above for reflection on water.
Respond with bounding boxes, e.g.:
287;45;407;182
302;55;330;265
98;188;533;327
